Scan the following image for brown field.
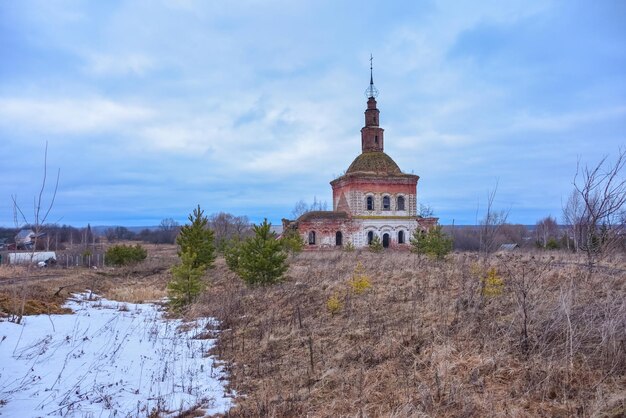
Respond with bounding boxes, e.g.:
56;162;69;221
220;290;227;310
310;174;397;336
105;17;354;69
1;246;625;417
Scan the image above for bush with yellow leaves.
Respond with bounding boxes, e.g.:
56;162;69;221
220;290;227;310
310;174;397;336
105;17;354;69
349;262;371;294
482;267;504;297
326;293;342;316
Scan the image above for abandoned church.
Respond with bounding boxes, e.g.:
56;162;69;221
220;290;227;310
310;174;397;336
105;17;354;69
283;63;437;249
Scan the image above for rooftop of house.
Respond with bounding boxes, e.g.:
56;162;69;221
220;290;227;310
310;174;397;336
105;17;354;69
15;229;34;239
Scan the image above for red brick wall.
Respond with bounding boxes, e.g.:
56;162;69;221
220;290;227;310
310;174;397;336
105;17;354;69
298;218;360;250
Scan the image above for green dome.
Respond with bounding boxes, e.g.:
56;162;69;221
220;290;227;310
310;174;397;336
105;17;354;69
346;151;402;175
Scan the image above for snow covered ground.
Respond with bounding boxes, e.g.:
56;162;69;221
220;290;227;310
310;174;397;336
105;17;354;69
0;293;233;417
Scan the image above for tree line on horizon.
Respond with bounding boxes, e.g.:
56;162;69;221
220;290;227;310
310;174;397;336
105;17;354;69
0;212;252;251
0;211;622;255
2;148;624;261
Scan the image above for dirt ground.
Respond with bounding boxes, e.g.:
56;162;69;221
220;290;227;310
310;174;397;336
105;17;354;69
2;246;625;417
0;243;176;318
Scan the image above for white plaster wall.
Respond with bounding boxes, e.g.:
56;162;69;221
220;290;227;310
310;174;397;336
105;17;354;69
346;189;417;217
349;219;419;248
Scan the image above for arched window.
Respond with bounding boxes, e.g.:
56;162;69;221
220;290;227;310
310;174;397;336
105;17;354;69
397;196;405;211
366;196;374;211
308;231;316;245
335;231;342;246
375;135;378;144
382;195;391;211
382;233;390;248
398;230;405;244
367;231;374;245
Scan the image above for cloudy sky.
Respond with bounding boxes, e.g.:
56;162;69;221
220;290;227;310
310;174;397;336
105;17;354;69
1;0;624;227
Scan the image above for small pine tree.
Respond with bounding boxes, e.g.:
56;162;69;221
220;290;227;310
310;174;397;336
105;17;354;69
105;244;147;266
410;228;427;256
280;228;305;256
236;219;288;286
368;236;383;253
168;249;206;308
546;238;560;250
410;225;453;260
176;205;215;270
223;238;242;272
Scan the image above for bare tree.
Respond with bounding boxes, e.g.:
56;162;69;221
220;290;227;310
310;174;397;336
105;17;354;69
291;200;308;219
9;142;60;323
571;149;626;276
290;197;328;219
478;181;509;258
500;223;530;247
535;216;559;248
562;190;584;251
159;218;180;244
208;212;250;250
81;223;94;248
419;203;434;217
11;143;60;249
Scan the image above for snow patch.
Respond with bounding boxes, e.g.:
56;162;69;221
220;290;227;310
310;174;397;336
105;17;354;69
0;293;233;417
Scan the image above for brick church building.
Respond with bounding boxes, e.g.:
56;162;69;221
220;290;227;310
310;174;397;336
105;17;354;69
283;64;437;249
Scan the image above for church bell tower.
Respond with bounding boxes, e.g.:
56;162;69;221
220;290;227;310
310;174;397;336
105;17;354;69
361;56;384;153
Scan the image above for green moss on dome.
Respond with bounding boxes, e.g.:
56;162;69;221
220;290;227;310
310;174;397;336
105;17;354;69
346;151;402;175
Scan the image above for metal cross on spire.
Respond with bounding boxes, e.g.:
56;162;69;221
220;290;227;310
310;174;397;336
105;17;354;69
365;53;379;99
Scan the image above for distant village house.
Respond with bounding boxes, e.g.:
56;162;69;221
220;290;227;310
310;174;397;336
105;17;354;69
15;228;46;250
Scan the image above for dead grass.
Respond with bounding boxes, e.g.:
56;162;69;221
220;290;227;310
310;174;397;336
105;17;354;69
0;292;72;316
0;244;177;318
105;285;168;303
2;245;624;417
192;250;626;417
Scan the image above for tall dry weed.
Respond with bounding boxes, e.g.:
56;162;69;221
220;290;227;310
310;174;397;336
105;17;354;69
194;249;626;417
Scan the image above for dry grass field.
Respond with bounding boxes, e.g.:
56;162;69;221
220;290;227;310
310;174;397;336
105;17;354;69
1;246;625;417
196;250;626;418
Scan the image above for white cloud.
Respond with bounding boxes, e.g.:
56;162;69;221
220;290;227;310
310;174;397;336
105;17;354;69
243;134;330;174
0;0;622;226
395;131;472;149
0;97;154;135
509;106;626;133
84;53;155;76
139;124;216;154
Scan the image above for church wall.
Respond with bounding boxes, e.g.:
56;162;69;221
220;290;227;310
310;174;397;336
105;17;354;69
332;179;418;217
298;217;429;249
354;218;418;248
298;218;360;250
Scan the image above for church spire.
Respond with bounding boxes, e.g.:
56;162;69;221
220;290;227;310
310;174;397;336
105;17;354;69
361;55;384;153
364;54;379;99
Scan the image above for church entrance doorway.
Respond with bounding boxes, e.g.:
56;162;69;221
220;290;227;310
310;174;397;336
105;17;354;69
382;233;390;248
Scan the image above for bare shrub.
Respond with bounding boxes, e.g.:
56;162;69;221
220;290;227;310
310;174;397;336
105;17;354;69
478;181;510;257
570;149;626;277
